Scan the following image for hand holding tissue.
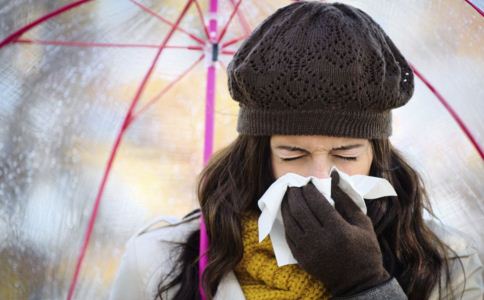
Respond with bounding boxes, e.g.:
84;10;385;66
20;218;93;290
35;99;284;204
257;166;397;266
257;166;396;296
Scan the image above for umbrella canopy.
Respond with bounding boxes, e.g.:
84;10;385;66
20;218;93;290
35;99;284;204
0;0;482;299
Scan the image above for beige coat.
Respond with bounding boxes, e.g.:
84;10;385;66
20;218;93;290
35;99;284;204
109;211;483;300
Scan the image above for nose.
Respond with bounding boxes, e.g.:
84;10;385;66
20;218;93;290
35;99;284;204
308;157;332;179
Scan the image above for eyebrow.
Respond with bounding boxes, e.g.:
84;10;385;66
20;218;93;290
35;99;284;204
275;143;364;152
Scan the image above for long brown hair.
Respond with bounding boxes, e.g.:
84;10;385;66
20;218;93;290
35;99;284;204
156;135;461;299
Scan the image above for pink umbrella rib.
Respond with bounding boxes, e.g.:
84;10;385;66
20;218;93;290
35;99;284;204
66;1;197;299
411;65;484;160
222;35;248;48
130;0;207;46
194;0;212;41
217;0;242;43
464;0;484;16
221;49;236;55
131;53;206;121
15;38;203;50
0;0;93;49
229;0;252;36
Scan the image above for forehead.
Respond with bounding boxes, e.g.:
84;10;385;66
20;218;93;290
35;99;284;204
270;135;369;148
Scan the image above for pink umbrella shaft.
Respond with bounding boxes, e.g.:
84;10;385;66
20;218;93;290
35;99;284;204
200;0;218;299
203;64;216;165
199;214;209;299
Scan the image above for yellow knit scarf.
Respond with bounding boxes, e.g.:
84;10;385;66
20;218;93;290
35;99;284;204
234;211;331;300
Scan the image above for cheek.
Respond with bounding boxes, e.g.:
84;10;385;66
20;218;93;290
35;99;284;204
337;161;370;176
271;155;284;178
361;149;373;175
271;154;304;178
340;152;372;176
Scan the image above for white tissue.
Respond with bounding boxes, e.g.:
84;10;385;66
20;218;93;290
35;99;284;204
257;166;397;267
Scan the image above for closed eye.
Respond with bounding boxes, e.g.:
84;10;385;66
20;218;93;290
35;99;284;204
280;156;303;161
280;156;357;161
337;156;357;161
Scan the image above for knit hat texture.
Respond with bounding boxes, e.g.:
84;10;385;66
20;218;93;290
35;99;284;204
227;1;414;138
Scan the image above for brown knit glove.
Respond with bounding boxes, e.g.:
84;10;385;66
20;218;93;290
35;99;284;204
281;170;390;297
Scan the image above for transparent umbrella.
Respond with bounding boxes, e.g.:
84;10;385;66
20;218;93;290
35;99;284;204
0;0;482;299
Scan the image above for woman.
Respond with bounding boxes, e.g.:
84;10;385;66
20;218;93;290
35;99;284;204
109;1;483;299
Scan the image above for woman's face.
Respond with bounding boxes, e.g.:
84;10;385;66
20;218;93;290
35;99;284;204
270;135;373;179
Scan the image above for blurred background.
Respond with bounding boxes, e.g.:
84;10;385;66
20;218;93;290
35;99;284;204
0;0;483;299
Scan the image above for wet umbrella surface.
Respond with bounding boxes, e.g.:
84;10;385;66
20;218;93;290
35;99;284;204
0;0;483;299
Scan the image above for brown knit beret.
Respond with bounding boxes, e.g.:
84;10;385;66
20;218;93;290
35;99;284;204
227;1;414;138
